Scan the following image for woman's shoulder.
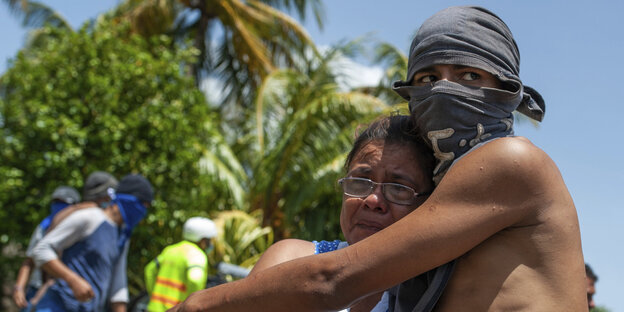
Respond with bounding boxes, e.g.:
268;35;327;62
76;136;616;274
250;239;315;274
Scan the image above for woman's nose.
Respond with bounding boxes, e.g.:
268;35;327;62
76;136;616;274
363;185;388;213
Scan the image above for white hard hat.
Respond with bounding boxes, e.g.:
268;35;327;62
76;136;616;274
183;217;217;242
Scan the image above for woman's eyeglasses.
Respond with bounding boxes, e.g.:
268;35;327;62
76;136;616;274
338;177;431;206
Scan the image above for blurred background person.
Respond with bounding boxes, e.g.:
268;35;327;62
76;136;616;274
144;217;217;312
31;174;153;312
12;186;80;310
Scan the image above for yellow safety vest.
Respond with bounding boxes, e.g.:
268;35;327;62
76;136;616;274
144;240;208;311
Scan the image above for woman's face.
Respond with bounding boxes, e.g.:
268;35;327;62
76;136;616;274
340;140;433;245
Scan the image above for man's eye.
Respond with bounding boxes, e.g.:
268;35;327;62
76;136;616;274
421;75;437;83
461;72;480;81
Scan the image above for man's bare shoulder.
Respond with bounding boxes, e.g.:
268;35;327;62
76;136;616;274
465;136;549;168
250;239;314;274
434;137;586;311
430;136;567;230
445;136;560;193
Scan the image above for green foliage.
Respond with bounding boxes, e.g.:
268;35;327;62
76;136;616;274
242;45;404;240
0;20;225;294
209;210;274;270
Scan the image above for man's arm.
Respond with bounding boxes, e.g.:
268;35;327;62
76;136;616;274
171;138;554;311
46;202;97;233
41;259;94;302
144;257;158;295
32;208;97;302
13;225;44;307
12;258;34;308
110;302;127;312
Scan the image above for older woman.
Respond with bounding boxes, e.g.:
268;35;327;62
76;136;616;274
250;115;434;312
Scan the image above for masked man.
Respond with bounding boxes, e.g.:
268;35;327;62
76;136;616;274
32;174;153;312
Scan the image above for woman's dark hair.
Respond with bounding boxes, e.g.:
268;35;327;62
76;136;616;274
345;114;434;178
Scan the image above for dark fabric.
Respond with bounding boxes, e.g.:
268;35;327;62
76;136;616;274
115;174;153;204
394;79;517;183
388;273;429;312
393;6;545;122
388;262;455;312
115;193;147;249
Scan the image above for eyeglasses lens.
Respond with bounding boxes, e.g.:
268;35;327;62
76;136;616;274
343;178;373;196
340;178;416;205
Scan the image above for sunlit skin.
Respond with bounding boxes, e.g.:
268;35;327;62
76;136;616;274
247;140;432;312
411;64;503;89
340;141;432;245
167;62;586;311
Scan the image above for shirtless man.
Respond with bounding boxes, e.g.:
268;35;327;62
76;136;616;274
170;6;586;311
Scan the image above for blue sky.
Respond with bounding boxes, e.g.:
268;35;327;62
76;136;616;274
2;1;622;310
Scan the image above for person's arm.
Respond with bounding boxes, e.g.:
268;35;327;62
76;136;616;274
14;225;44;307
32;208;97;302
110;302;126;312
170;138;552;311
144;257;158;295
12;258;34;308
41;259;94;302
249;239;315;274
186;252;208;295
46;202;97;233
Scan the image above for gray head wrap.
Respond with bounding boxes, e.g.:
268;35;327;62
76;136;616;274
83;171;118;201
394;6;545;121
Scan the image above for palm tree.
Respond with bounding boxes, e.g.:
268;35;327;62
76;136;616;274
243;45;405;239
210;210;274;268
2;0;73;49
110;0;324;114
369;42;408;105
2;0;71;29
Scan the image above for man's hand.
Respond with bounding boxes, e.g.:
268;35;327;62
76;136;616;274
12;285;28;308
67;275;94;302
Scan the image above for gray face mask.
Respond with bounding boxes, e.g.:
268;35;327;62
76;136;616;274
395;79;522;183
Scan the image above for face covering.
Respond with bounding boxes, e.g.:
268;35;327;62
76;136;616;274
394;79;521;184
114;193;147;248
393;6;546;184
39;202;70;232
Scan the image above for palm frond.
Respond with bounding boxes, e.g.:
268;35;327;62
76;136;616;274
198;128;248;209
14;1;71;30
